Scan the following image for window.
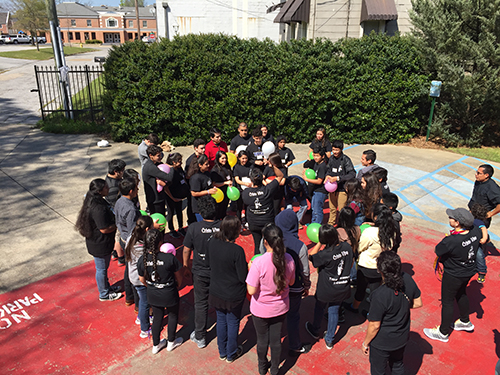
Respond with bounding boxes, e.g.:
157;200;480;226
127;32;133;39
71;19;76;27
75;32;81;40
68;32;73;40
87;20;92;27
91;32;96;39
128;20;133;27
84;32;89;40
142;20;147;28
106;18;118;27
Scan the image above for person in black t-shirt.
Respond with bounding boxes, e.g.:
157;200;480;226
362;251;422;374
276;135;295;168
468;164;500;228
138;229;184;354
233;150;252;225
211;150;233;220
142;145;174;216
246;128;265;171
305;225;353;349
424;208;481;343
185;139;206;225
75;179;122;302
309;127;332;158
187;154;217;221
164;153;189;238
242;163;284;254
230;122;252;153
260;124;275;144
263;153;287;217
105;159;126;264
303;146;328;225
183;196;221;348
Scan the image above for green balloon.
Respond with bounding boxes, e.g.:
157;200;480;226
305;168;316;179
251;254;263;262
360;223;371;234
227;186;240;201
306;223;321;243
140;210;148;216
309;151;314;160
150;213;167;231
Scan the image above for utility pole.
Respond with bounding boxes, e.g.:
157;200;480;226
135;0;141;40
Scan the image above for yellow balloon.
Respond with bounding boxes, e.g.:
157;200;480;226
227;152;237;168
212;188;224;203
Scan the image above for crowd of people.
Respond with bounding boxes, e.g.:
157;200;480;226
75;124;500;374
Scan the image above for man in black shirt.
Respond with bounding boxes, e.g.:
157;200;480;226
246;128;265;170
142;145;173;216
183;196;221;349
229;122;252;153
468;164;500;228
185;139;206;224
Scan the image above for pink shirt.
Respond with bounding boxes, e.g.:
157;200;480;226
246;252;295;318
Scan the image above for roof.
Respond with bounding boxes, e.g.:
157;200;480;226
57;2;98;17
274;0;310;23
360;0;398;23
56;2;156;18
0;11;9;25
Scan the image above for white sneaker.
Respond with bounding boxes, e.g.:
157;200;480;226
140;330;149;338
167;337;183;351
423;326;449;342
452;319;474;332
99;292;122;302
152;339;167;354
135;316;140;325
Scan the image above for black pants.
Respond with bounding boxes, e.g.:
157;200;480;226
166;195;183;232
236;198;246;222
440;272;472;335
253;314;286;375
249;224;264;256
151;303;179;346
120;239;134;303
149;200;166;216
186;192;197;225
369;345;405;375
355;265;382;302
193;273;210;340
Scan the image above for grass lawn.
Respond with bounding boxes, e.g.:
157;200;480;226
449;147;500;163
0;46;98;60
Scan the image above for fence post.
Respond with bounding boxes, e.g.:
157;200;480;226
84;65;95;122
33;66;45;120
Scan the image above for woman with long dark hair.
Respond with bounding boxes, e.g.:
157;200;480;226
233;150;252;226
361;172;382;222
346;203;398;313
337;206;361;283
308;127;332;158
246;224;295;375
75;178;122;302
362;251;422;374
345;178;366;226
164;152;189;238
211;150;233;219
188;154;217;222
208;216;248;362
137;229;184;354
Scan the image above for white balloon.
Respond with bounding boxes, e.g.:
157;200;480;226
262;141;275;158
235;145;247;155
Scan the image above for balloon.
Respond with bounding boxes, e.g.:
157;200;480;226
306;223;321;243
309;151;314;160
360;223;371;234
227;152;237;168
241;177;251;190
250;254;263;262
140;210;148;216
325;180;338;193
160;243;176;255
235;145;247;155
212;188;224;203
227;186;240;201
262;141;275;158
156;164;171;192
150;213;167;231
305;168;316;179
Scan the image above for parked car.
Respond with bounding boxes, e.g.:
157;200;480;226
10;34;31;44
32;36;46;44
0;35;13;44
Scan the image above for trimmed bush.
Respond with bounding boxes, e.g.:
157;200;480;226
103;34;429;145
85;39;102;44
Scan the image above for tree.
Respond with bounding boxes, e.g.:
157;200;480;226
410;0;500;147
11;0;48;51
120;0;145;6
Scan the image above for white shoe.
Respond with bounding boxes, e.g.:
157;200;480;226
152;339;167;354
452;319;474;332
140;330;149;338
135;316;140;325
423;326;449;343
167;337;183;351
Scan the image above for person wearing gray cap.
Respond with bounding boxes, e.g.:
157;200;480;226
423;208;482;343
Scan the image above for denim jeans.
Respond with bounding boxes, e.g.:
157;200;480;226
287;293;302;351
312;298;340;343
476;246;487;274
93;254;111;299
215;301;243;360
285;200;308;223
135;285;150;332
311;191;327;224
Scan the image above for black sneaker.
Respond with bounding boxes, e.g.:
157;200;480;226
338;307;346;323
289;343;312;356
99;292;122;302
112;250;118;260
118;256;126;266
226;345;243;363
305;321;319;340
325;339;334;350
170;231;181;239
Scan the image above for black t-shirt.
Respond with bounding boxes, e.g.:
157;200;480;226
234;163;252;190
183;220;221;277
189;172;213;213
369;272;421;350
104;175;121;208
309;139;332;153
468;178;500;212
230;135;252;151
304;160;328;194
278;147;295;165
211;166;232;186
435;226;482;278
170;167;190;199
137;252;181;307
242;179;279;226
142;159;173;206
246;143;264;167
264;166;287;199
85;200;116;257
310;242;353;303
208;238;248;302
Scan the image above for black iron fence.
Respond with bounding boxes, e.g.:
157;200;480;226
33;65;105;122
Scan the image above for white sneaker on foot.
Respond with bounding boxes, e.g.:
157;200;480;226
135;316;140;325
152;339;167;354
167;337;183;351
140;330;150;338
452;319;474;332
423;326;449;342
99;292;122;302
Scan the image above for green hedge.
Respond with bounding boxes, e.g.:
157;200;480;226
85;39;102;44
103;33;430;145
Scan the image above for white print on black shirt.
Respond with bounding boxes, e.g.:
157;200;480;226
462;236;477;247
0;293;43;330
337;259;344;276
254;198;262;210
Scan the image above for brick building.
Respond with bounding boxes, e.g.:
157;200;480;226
0;8;11;35
47;2;157;44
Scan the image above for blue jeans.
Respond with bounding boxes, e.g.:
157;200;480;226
135;285;150;332
312;298;340;343
215;301;243;360
311;191;327;224
93;254;111;299
285;200;308;223
476;246;487;274
287;293;302;351
350;261;357;281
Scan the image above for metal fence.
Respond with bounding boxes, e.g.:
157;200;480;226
33;65;105;122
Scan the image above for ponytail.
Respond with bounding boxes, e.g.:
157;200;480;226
143;229;162;282
125;215;153;262
262;224;287;295
377;250;404;292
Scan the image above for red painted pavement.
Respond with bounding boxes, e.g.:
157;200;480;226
1;223;499;374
